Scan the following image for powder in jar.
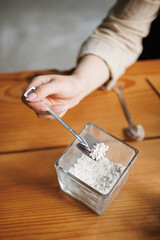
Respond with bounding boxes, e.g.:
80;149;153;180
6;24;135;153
90;142;109;161
68;154;125;194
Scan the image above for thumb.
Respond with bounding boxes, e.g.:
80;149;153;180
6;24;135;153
25;80;60;102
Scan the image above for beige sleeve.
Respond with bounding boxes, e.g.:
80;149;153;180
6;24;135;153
78;0;160;90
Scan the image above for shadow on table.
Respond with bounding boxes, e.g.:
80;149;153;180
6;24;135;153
1;149;94;213
121;186;160;239
140;192;160;239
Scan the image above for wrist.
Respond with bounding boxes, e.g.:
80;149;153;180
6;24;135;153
72;55;110;96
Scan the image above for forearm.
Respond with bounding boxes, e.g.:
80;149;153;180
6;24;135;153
73;54;110;98
79;0;160;90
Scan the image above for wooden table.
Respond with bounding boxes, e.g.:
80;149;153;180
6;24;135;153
0;60;160;240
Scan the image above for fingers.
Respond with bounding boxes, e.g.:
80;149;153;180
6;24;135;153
36;105;68;120
23;75;59;101
25;80;62;103
23;100;48;112
22;75;52;107
22;74;69;120
22;75;61;112
25;75;54;91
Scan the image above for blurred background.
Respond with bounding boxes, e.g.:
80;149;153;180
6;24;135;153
0;0;116;73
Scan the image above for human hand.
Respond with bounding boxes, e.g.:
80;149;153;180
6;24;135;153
22;55;110;119
22;74;84;119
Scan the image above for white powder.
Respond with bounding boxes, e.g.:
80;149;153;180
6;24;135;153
90;142;109;161
68;154;125;194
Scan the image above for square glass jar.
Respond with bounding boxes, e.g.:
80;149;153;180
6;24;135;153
55;122;139;215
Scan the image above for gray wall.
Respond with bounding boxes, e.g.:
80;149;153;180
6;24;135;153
0;0;116;73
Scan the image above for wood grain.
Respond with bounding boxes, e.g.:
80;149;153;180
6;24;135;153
0;60;160;153
0;139;159;240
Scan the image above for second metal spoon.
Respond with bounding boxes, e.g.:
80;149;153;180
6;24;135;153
113;82;145;141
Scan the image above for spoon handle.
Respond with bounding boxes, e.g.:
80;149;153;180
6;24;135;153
113;82;134;127
41;101;87;144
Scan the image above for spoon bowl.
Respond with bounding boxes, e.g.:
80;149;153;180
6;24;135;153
124;124;145;141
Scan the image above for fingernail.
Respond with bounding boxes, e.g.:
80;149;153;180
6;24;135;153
24;87;36;97
26;92;37;101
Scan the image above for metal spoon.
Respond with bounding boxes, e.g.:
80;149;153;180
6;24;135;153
113;82;145;141
24;87;99;158
40;100;91;152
